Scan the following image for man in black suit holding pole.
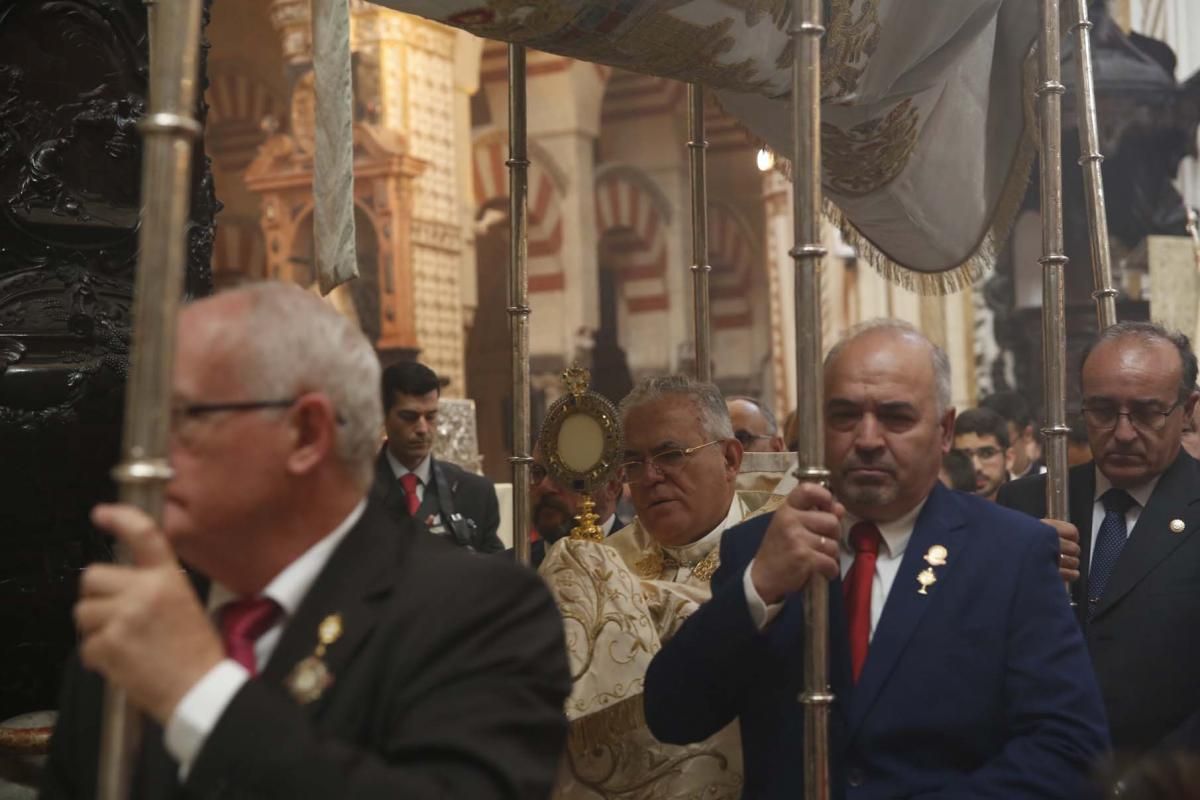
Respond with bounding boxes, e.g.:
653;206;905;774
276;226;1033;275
42;282;570;799
999;321;1200;758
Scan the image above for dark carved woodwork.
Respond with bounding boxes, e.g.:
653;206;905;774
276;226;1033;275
985;3;1196;412
0;0;216;722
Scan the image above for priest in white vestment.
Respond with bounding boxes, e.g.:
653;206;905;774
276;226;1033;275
540;375;781;800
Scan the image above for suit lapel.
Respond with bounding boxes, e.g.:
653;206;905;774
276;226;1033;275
1069;465;1096;611
1093;452;1200;619
847;484;968;737
261;502;402;717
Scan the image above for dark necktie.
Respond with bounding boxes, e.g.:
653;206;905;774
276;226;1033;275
843;522;882;682
218;597;282;676
400;472;421;516
1088;488;1137;619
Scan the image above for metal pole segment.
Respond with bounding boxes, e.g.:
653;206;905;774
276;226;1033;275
1037;0;1069;524
1069;0;1119;331
98;0;205;797
507;44;532;567
687;83;712;383
791;0;833;797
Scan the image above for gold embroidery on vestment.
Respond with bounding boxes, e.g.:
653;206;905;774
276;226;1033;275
822;98;919;197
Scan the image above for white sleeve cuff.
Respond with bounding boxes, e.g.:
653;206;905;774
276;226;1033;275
164;659;250;778
743;560;784;631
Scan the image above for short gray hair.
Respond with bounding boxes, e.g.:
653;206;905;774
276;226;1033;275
619;374;734;440
204;281;383;488
825;319;952;412
726;395;779;435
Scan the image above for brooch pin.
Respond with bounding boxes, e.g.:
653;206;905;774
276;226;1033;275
1170;519;1186;534
285;613;343;705
917;545;949;595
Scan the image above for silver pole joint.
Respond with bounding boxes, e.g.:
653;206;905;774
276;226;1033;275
1036;81;1066;97
1070;19;1094;32
790;244;828;259
1077;153;1105;165
505;157;530;168
138;113;203;139
793;22;826;36
1041;425;1071;437
1038;254;1069;267
690;263;712;274
792;466;832;482
111;459;174;483
797;690;836;705
508;456;534;465
1091;287;1119;300
506;305;531;315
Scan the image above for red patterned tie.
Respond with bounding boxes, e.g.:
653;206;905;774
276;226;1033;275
843;522;882;683
400;472;421;516
218;597;282;676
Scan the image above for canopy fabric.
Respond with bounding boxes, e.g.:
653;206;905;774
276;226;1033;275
371;0;1038;289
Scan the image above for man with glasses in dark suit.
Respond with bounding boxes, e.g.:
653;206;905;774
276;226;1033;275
999;321;1200;760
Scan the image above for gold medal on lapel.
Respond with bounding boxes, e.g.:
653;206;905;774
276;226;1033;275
286;655;334;705
917;568;937;595
285;613;343;704
1170;519;1186;534
924;545;948;567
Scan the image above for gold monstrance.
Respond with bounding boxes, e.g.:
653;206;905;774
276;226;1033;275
538;365;623;542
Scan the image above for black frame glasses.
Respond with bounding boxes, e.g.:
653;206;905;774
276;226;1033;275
1080;400;1182;433
170;398;298;432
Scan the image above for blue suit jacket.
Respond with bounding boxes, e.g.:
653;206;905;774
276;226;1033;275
644;484;1110;799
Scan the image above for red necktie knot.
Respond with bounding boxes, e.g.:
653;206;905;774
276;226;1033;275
849;522;882;556
843;522;882;683
219;596;282;676
399;472;421;516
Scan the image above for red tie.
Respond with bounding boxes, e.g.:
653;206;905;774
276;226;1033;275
843;522;882;683
400;472;421;516
218;597;282;676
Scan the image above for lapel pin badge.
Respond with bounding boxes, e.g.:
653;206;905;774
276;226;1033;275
917;568;937;595
924;545;948;567
285;613;343;705
1170;519;1186;534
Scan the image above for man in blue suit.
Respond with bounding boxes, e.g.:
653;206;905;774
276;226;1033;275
644;320;1109;799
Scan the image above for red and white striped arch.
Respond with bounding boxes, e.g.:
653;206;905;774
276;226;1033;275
594;166;670;313
206;69;280;128
472;130;565;292
708;202;757;329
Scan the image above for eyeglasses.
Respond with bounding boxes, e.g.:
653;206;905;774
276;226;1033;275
620;440;720;482
954;445;1003;462
170;398;298;437
1081;400;1181;433
733;430;773;448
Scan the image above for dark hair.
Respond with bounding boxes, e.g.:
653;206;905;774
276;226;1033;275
380;361;440;412
979;391;1033;430
954;407;1010;449
940;450;975;493
1080;321;1199;405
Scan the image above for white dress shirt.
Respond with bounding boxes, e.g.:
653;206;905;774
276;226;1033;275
663;498;744;579
386;449;432;506
1089;469;1159;562
600;514;619;537
744;498;928;634
164;499;367;776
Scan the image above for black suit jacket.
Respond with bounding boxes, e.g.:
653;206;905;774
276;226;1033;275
372;448;504;553
997;450;1200;755
40;500;571;799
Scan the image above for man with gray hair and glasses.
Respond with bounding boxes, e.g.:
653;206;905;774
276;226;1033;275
42;282;571;799
539;374;781;799
1000;321;1200;759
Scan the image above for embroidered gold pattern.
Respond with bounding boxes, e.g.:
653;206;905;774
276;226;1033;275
822;98;919;197
634;546;720;582
821;0;882;100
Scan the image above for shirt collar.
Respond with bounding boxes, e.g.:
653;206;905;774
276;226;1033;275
386;449;432;485
663;493;745;563
840;495;928;560
208;498;367;616
1093;467;1160;509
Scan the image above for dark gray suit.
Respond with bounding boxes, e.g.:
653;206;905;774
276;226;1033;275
998;450;1200;755
40;500;571;799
